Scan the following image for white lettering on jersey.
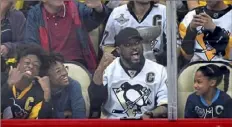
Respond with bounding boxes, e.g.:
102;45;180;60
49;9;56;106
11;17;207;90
215;105;224;115
195;105;224;118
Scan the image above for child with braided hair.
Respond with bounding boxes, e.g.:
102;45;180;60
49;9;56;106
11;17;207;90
185;64;232;118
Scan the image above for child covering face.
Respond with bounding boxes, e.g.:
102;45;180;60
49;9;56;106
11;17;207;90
184;64;232;118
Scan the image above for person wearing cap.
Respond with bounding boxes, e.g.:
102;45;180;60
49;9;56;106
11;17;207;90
100;0;167;66
88;27;168;119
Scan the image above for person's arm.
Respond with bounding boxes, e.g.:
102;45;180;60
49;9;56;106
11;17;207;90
11;10;26;43
1;82;12;108
88;53;115;118
179;12;198;60
203;26;232;60
88;81;108;118
143;66;168;119
35;76;53;119
2;10;26;57
77;2;110;32
70;80;86;118
184;95;198;118
24;8;41;44
187;0;199;10
152;67;168;118
100;10;118;53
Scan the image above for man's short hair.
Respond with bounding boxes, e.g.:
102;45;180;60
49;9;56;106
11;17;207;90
48;52;65;66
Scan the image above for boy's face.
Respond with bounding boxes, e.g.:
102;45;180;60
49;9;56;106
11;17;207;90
48;61;69;87
18;55;41;80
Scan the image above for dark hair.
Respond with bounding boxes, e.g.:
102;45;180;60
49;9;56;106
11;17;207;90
42;52;65;75
197;64;230;92
47;52;65;66
16;43;50;74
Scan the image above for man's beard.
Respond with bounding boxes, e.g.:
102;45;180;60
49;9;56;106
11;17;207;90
124;55;145;69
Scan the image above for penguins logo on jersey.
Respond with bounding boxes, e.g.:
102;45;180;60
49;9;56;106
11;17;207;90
112;82;152;117
3;98;29;119
115;14;129;25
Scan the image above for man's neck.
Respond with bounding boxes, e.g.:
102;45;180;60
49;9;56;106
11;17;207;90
43;3;63;14
207;2;228;11
120;58;132;69
133;2;151;18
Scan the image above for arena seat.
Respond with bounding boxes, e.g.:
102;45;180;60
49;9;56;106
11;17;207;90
177;61;232;118
64;61;92;117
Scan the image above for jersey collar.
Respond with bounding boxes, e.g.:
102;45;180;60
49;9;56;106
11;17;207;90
200;89;220;107
119;56;145;78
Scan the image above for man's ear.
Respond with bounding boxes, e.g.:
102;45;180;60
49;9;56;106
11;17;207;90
116;46;120;55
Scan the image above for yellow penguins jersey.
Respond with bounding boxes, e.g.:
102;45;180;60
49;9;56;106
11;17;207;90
102;57;168;118
179;5;232;62
100;3;166;52
1;81;52;119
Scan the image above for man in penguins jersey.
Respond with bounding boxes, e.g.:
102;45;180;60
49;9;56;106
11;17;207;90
89;27;168;119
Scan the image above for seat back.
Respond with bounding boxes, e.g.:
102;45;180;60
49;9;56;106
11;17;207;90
64;62;91;117
177;61;232;118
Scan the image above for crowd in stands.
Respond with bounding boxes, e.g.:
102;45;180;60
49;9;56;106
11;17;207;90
1;0;232;119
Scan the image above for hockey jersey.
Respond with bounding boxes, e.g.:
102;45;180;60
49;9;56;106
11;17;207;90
179;6;232;62
185;89;232;118
1;81;53;119
100;3;167;52
102;57;168;118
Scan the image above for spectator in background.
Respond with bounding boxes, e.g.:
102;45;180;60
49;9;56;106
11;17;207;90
179;0;232;63
0;0;25;58
1;44;53;119
187;0;232;10
46;52;86;119
185;64;232;118
89;28;168;119
25;0;110;73
100;0;167;66
20;1;40;17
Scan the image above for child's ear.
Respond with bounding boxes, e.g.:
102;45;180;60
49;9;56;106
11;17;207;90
209;79;217;87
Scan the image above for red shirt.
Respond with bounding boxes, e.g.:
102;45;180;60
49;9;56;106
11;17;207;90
44;3;83;61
